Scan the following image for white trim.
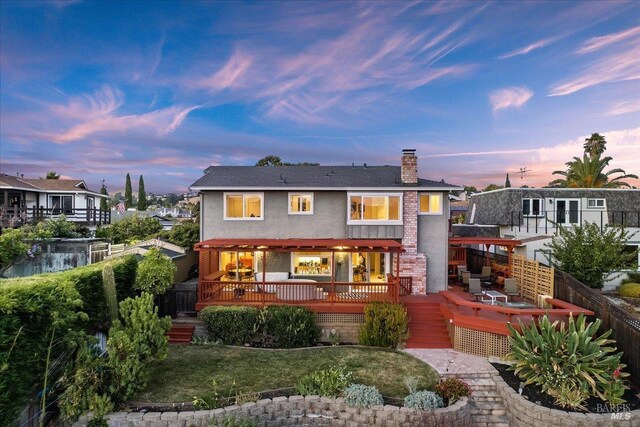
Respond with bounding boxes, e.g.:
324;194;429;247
418;193;443;215
555;198;581;225
191;186;461;191
347;192;403;225
223;192;264;221
522;198;545;217
288;192;314;215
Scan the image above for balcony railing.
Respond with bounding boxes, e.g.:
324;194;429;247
510;210;640;234
198;278;400;307
0;206;111;228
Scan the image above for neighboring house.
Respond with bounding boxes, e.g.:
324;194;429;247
0;173;110;229
110;210;178;230
156;206;193;218
458;188;640;283
190;148;461;305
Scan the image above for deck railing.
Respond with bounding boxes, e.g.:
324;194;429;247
510;210;640;234
199;279;400;306
0;206;111;227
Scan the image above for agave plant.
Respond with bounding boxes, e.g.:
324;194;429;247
507;314;628;410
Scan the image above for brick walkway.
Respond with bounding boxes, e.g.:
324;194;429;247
404;349;509;426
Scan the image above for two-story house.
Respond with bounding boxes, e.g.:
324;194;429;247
0;173;110;229
190;149;460;312
458;188;640;286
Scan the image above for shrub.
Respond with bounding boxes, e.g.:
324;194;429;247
343;384;384;408
621;271;640;285
358;302;409;348
295;366;352;397
434;377;471;405
256;306;318;348
404;390;444;410
95;215;163;244
200;306;259;345
618;283;640;298
107;293;171;401
135;247;176;295
404;376;420;394
507;314;629;410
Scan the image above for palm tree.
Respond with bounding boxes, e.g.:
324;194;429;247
45;171;60;179
583;133;607;159
549;154;638;188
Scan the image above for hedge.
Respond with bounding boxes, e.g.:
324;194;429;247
0;255;138;425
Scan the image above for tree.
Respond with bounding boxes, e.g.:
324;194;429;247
505;174;511;188
137;175;147;211
94;215;162;244
100;181;109;211
255;155;320;166
549;154;638;188
583;133;607;159
45;171;60;179
135;248;176;295
546;222;638;289
124;173;133;209
164;220;200;249
463;185;477;193
483;184;503;192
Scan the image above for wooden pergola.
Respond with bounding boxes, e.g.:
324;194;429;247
448;236;522;277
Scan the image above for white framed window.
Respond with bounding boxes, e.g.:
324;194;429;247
418;193;443;215
49;195;73;215
587;198;606;209
522;198;544;217
223;192;264;220
348;193;402;225
288;193;314;215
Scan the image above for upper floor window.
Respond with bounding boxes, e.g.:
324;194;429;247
50;195;73;215
348;193;402;225
289;193;314;215
419;193;443;215
587;198;605;209
522;198;544;217
224;193;263;220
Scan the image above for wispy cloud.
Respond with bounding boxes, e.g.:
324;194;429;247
489;87;533;112
577;25;640;54
606;99;640;116
498;37;555;59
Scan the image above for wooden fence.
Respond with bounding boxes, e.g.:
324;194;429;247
510;254;554;302
466;248;508;274
554;270;640;383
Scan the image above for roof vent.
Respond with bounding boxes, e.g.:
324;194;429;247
352;162;355;168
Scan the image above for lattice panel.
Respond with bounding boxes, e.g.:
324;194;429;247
316;313;364;324
453;326;510;358
510;255;554;302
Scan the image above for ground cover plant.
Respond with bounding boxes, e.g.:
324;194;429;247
136;346;438;403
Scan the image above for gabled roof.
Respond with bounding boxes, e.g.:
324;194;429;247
0;174;103;196
190;165;460;190
0;174;41;191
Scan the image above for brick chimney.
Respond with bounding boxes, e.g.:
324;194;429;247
401;149;417;185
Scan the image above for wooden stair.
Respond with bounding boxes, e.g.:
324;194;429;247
166;324;194;345
403;297;452;349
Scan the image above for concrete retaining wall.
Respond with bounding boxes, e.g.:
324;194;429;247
79;395;471;427
493;374;640;427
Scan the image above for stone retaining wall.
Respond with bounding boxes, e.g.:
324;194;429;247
81;395;471;427
493;374;640;427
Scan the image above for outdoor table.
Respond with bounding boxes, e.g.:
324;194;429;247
228;268;253;281
480;290;508;305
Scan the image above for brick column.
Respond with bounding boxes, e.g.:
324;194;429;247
400;191;427;293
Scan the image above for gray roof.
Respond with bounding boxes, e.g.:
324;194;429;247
191;166;459;190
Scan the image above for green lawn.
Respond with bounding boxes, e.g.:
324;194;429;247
136;345;439;403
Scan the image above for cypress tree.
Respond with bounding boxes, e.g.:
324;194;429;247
124;173;133;209
137;175;147;211
100;181;108;211
505;173;511;188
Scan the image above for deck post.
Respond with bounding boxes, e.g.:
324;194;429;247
330;252;335;304
261;250;266;306
395;252;400;299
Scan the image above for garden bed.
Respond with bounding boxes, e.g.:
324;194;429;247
491;362;640;413
135;345;439;404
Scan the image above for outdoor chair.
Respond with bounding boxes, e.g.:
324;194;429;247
468;278;483;299
462;271;471;290
504;278;519;299
457;265;467;282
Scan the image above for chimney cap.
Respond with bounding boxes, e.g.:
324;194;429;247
402;148;416;155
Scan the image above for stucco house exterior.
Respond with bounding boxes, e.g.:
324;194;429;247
190;149;461;303
457;188;640;285
0;173;110;229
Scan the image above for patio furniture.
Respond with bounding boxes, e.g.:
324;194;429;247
480;290;508;305
254;272;290;293
468;278;483;298
504;278;519;298
457;264;467;282
462;271;471;290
